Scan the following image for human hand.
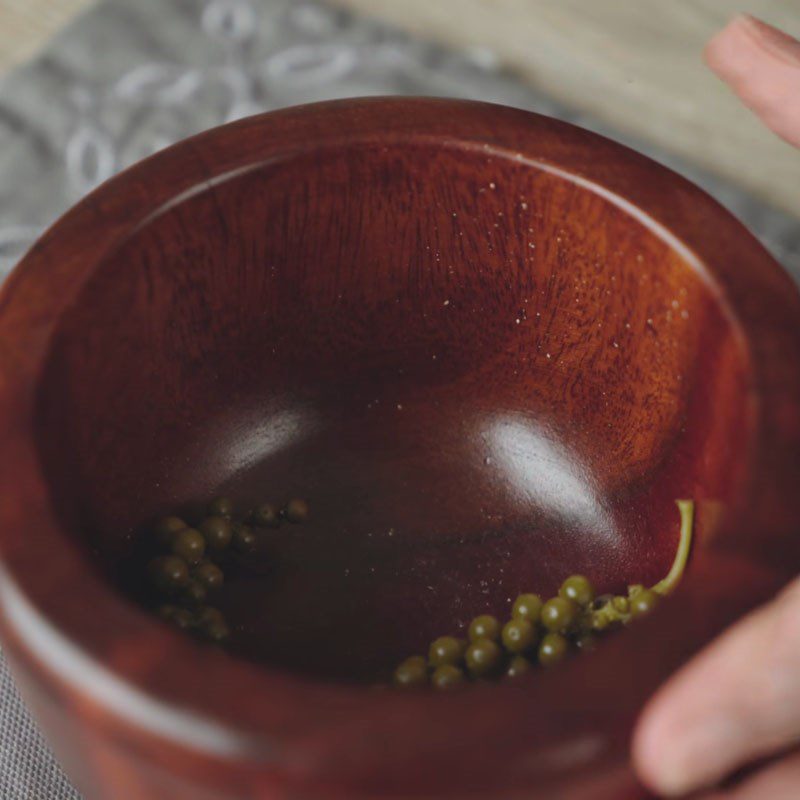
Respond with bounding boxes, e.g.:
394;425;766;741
632;14;800;799
703;14;800;148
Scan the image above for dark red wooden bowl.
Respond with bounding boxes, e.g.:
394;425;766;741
1;98;800;799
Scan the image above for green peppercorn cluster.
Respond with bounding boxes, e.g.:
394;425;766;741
146;495;309;643
394;499;694;690
394;577;593;689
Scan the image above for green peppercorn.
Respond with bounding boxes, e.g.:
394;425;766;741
501;618;537;654
171;608;195;630
192;560;224;590
540;597;579;633
468;614;501;642
465;638;502;677
505;655;532;679
196;606;225;627
538;632;569;667
148;555;190;593
232;522;258;554
612;596;630;613
629;588;659;619
251;503;279;528
196;606;229;641
511;593;543;624
591;612;611;632
589;595;629;629
575;633;597;652
285;498;309;523
182;579;207;606
208;496;234;517
428;636;466;667
157;604;179;620
154;516;187;548
171;528;205;565
559;575;595;607
393;656;428;688
431;664;465;690
199;516;233;551
205;619;230;642
157;605;194;630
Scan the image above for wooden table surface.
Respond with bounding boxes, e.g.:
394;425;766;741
1;0;799;220
0;0;94;74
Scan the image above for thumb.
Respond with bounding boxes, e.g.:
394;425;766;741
633;579;800;796
705;14;800;148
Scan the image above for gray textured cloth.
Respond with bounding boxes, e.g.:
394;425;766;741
0;1;797;797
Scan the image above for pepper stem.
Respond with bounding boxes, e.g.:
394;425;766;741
651;499;695;596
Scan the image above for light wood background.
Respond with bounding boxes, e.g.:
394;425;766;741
0;0;94;74
0;0;798;218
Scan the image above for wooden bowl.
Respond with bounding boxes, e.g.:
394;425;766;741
1;98;800;799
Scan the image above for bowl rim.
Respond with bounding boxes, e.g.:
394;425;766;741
1;96;800;791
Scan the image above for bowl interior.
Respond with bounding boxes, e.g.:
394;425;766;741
35;140;751;682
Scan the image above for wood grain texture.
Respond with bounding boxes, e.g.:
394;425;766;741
0;98;799;799
333;0;800;218
0;0;95;74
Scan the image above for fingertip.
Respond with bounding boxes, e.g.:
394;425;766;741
704;12;800;72
632;702;691;797
703;14;756;75
630;709;664;794
703;12;800;147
